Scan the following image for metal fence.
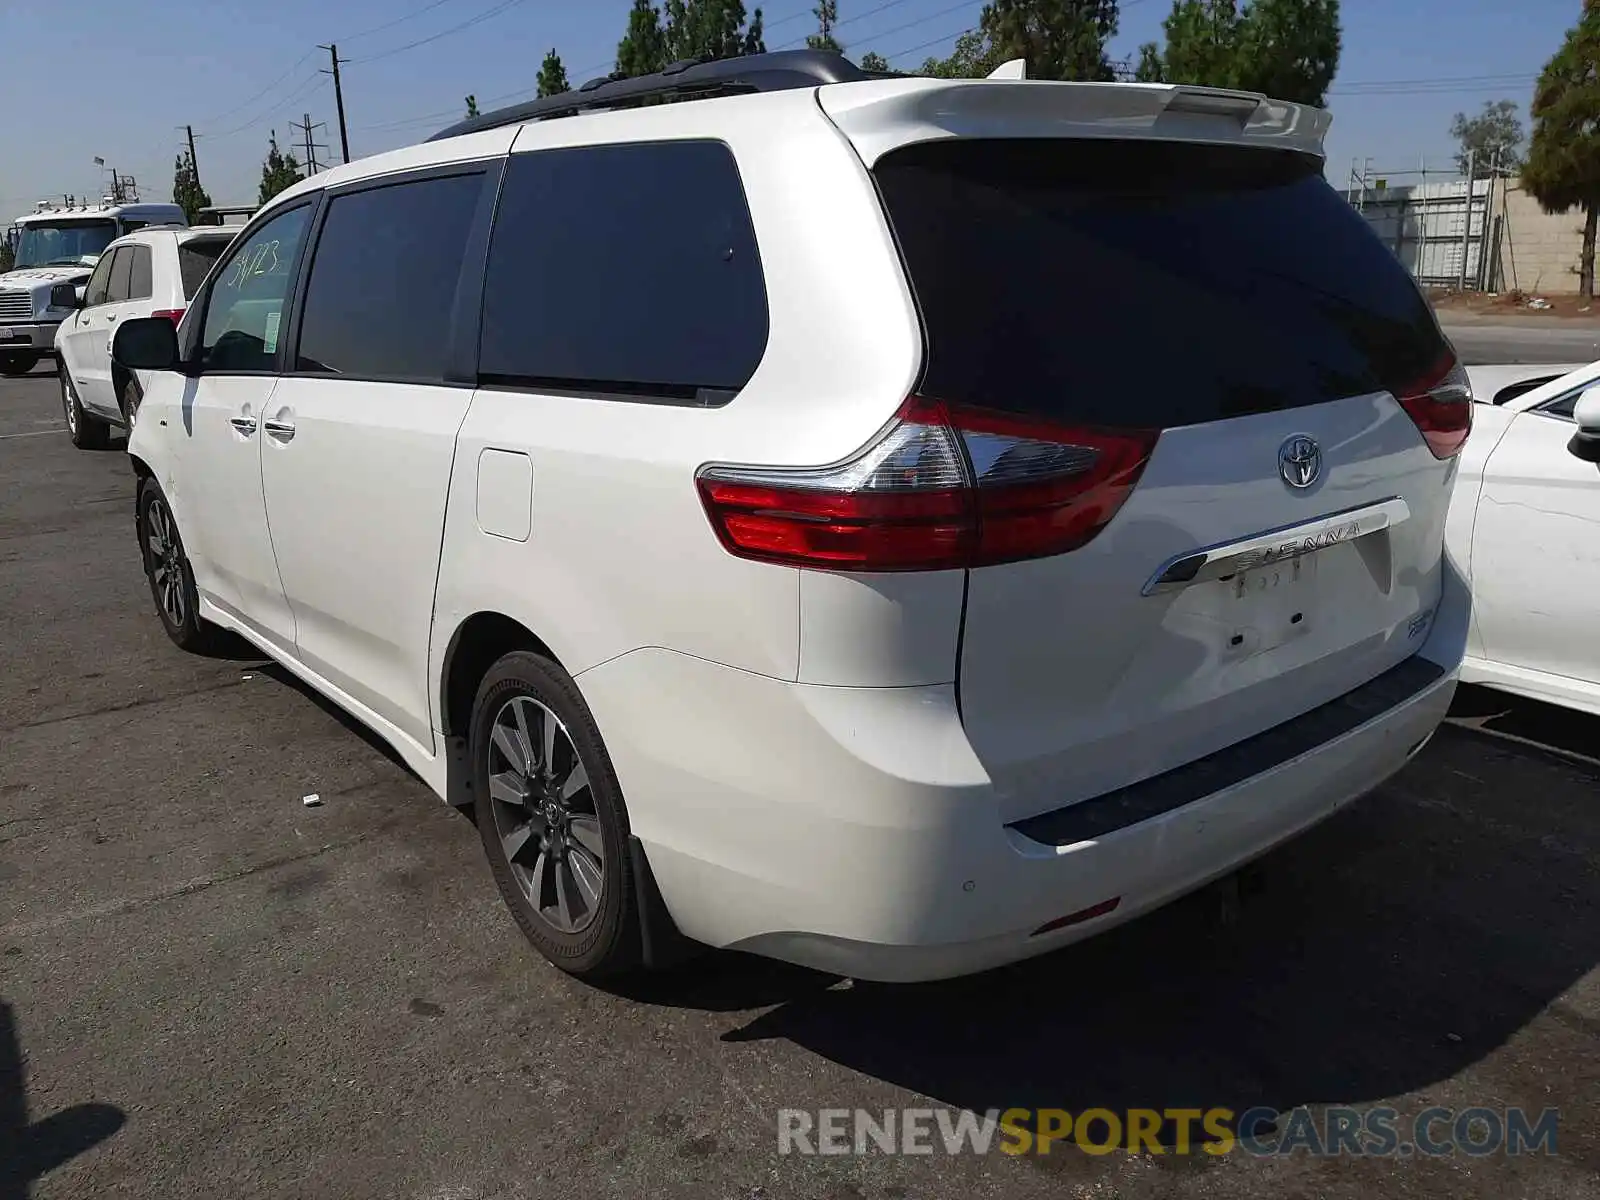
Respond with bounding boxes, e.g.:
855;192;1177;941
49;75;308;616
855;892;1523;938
1344;159;1501;291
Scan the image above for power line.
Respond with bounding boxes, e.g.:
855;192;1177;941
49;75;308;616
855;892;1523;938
1338;71;1536;89
772;0;919;47
337;0;466;42
871;0;1152;62
207;71;327;139
198;50;320;127
757;0;844;36
804;0;975;56
885;24;974;62
351;0;534;64
1333;74;1538;96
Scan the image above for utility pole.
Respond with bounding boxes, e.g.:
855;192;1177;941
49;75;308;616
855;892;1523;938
1458;149;1475;291
186;125;203;192
291;113;329;175
319;43;351;163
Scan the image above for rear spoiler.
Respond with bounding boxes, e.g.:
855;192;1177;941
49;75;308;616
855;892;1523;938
817;76;1331;166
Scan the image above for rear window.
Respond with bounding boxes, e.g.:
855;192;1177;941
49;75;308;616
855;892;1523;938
874;139;1449;428
179;238;230;299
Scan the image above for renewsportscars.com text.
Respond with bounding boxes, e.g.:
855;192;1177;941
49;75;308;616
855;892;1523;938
777;1106;1559;1158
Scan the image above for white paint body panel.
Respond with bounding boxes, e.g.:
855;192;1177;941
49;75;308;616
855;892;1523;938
260;378;473;751
171;375;298;652
1464;362;1589;409
1447;358;1600;714
59;299;120;415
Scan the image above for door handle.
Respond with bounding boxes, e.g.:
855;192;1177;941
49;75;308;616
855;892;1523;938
229;416;258;436
263;418;296;441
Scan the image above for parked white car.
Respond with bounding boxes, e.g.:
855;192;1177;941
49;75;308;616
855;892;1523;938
1449;359;1600;716
112;51;1468;984
0;199;188;376
1466;362;1588;408
54;225;235;447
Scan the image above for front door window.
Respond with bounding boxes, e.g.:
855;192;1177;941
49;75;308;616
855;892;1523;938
197;206;312;374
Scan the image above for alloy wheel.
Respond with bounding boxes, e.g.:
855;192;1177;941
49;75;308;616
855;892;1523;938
144;497;187;628
485;695;603;934
62;378;78;435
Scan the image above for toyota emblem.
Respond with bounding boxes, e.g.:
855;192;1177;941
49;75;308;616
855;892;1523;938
1278;435;1323;490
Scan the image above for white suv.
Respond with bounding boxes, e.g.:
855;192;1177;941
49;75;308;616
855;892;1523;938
113;51;1470;983
55;225;235;447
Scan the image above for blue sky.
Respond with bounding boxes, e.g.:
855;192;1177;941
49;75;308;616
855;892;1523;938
0;0;1582;213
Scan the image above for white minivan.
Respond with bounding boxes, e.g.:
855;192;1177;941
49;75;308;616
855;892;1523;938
113;51;1470;983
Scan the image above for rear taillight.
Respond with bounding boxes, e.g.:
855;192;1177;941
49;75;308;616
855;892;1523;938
151;308;185;327
1396;353;1472;459
696;398;1159;572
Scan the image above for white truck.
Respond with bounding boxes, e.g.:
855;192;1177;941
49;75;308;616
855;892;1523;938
1;197;187;375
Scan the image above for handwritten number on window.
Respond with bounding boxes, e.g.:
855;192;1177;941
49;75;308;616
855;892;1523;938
225;239;284;291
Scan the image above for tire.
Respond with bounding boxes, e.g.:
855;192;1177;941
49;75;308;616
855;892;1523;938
119;372;143;431
61;371;109;450
0;353;38;376
470;650;642;979
135;476;220;653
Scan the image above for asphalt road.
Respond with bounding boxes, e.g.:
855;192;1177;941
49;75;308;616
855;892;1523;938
2;360;1598;1200
1438;316;1600;366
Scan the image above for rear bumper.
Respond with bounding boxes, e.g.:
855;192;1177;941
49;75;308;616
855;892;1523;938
748;664;1450;982
577;561;1468;983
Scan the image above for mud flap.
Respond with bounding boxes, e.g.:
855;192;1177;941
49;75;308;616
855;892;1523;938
628;836;701;970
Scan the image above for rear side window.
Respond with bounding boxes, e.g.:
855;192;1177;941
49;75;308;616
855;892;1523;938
128;245;153;301
179;239;229;299
106;248;134;304
295;171;484;382
875;139;1449;428
480;140;768;403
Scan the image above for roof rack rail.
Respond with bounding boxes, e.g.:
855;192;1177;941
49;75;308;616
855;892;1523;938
428;49;880;142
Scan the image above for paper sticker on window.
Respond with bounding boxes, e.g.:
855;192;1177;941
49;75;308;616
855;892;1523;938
264;310;282;354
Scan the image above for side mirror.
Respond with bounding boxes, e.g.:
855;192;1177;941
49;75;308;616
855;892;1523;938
1569;386;1600;464
113;316;181;373
50;282;82;310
